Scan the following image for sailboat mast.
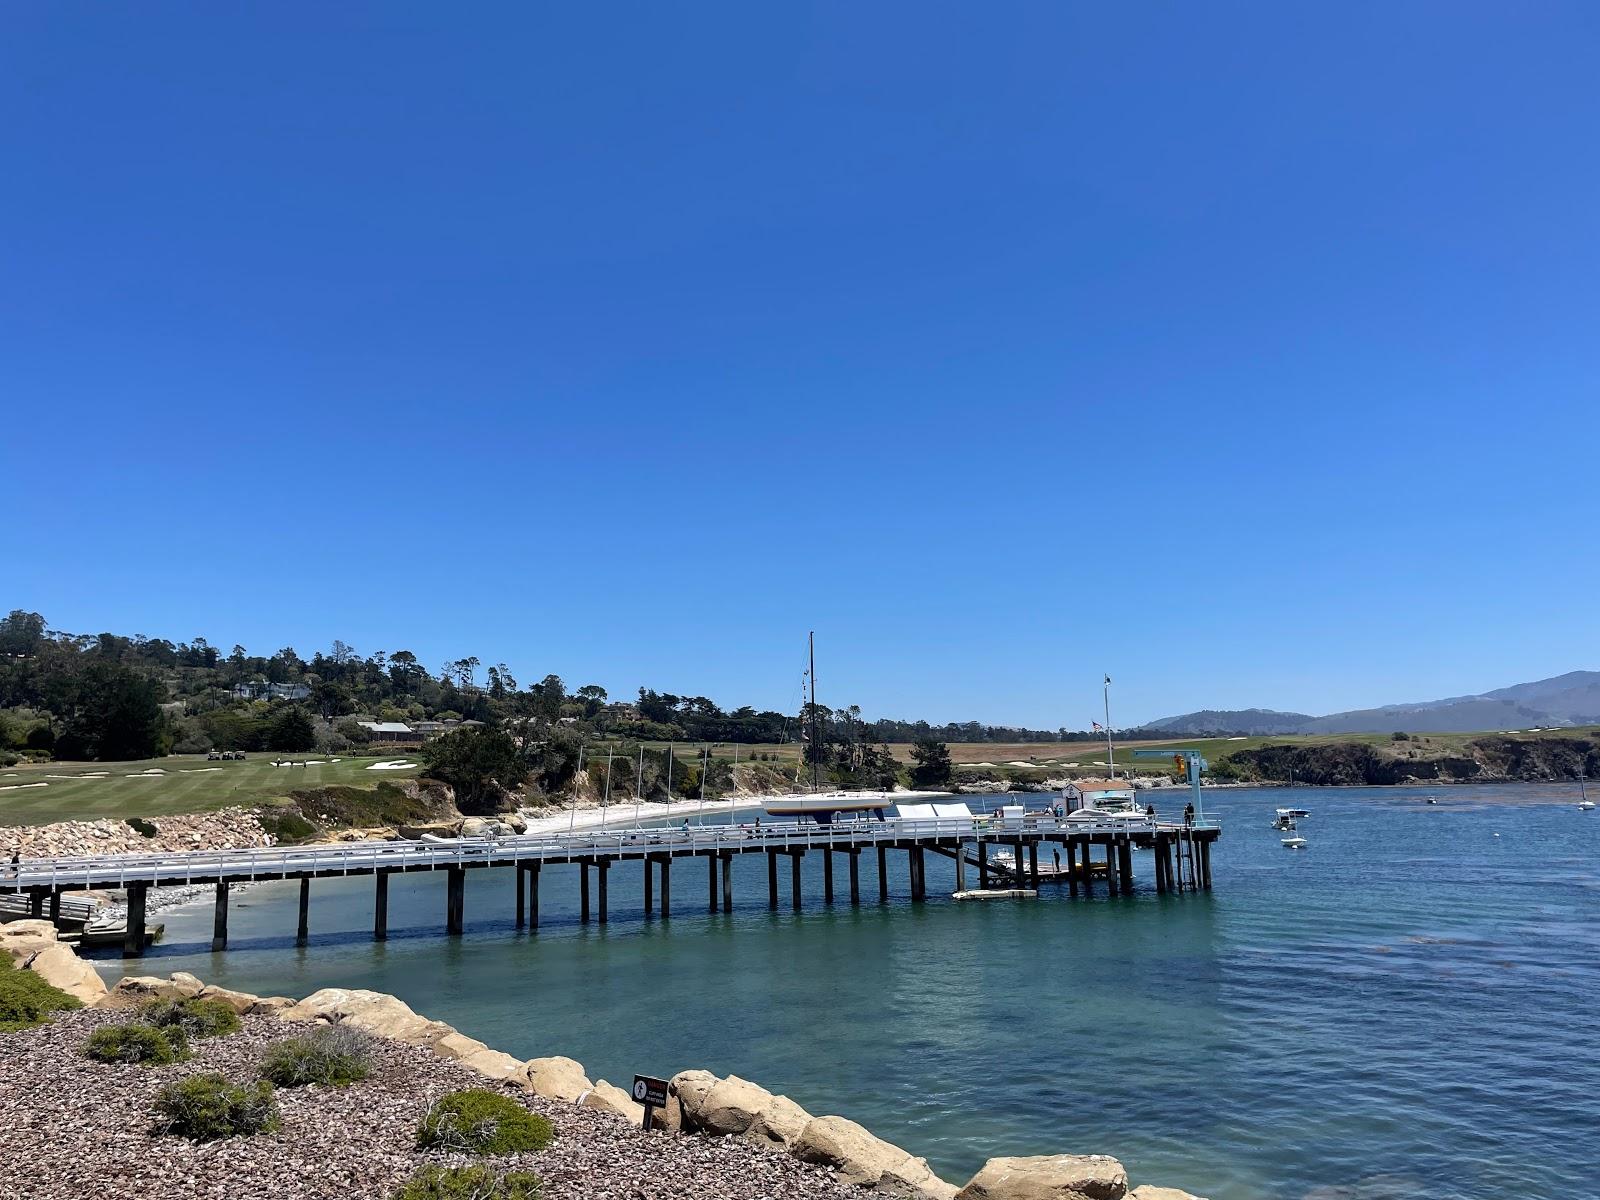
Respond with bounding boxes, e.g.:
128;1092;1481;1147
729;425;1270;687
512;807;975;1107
809;631;819;791
1103;675;1115;779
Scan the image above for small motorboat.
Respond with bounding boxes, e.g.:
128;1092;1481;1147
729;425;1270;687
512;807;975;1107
1580;801;1596;812
1281;836;1308;850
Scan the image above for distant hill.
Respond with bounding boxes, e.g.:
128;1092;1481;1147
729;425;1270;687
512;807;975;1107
1142;709;1316;736
1148;670;1600;735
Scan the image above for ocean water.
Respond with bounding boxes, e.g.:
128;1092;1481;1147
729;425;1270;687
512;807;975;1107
89;786;1600;1199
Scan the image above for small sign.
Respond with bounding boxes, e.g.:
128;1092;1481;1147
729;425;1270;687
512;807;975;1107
632;1074;670;1107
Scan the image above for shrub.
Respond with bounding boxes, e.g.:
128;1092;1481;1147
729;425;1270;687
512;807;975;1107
392;1166;543;1200
416;1089;554;1155
126;816;159;838
153;1072;280;1141
84;1023;190;1065
260;1024;373;1088
0;956;82;1032
138;997;241;1039
259;808;318;844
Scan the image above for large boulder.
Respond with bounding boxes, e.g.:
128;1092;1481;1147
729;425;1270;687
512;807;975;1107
0;920;59;961
96;972;204;1008
956;1155;1129;1200
458;1047;524;1082
583;1079;647;1125
698;1075;775;1136
195;984;260;1015
520;1056;594;1103
746;1094;813;1149
669;1069;719;1130
1129;1188;1207;1200
793;1115;956;1196
277;988;436;1043
397;820;462;840
21;944;107;1005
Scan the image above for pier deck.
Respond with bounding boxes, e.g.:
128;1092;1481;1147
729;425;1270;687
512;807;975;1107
1;813;1221;957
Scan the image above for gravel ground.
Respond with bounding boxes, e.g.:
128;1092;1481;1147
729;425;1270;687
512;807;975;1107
0;1011;859;1200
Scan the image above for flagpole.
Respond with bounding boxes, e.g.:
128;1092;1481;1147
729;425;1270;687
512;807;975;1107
1103;676;1114;779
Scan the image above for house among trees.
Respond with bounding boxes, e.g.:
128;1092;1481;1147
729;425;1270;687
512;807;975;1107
356;720;419;744
230;681;310;701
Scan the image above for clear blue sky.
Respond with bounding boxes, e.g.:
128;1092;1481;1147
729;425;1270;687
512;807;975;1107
3;4;1596;728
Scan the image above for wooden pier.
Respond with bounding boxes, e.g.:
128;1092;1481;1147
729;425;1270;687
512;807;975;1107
0;814;1221;957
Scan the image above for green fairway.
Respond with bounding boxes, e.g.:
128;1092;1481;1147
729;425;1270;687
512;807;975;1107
0;753;423;827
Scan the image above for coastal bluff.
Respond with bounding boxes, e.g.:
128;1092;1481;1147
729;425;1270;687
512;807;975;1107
2;934;1207;1200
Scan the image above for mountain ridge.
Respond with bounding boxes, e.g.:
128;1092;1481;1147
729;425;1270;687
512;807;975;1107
1147;670;1600;735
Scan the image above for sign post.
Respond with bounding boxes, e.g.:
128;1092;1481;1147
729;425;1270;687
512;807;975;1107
632;1074;670;1131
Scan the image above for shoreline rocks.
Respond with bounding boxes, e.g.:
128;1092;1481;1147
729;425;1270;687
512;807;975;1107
4;941;1207;1200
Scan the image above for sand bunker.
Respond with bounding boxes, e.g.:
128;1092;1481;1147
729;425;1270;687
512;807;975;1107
181;767;224;773
366;759;419;771
0;782;47;791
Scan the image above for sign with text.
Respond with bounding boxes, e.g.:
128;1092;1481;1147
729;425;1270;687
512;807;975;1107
632;1074;670;1108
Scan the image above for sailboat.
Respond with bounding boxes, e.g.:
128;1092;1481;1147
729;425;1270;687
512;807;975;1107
763;632;891;824
1579;772;1595;811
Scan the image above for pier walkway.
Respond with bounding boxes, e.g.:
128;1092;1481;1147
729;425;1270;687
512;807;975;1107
1;812;1221;957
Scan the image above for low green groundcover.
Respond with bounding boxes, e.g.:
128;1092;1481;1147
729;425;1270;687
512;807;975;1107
392;1165;543;1200
153;1072;281;1141
260;1024;374;1087
138;996;242;1039
0;955;82;1033
416;1089;555;1155
84;1022;191;1066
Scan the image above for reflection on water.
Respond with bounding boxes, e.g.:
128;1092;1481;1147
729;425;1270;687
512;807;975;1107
92;786;1600;1200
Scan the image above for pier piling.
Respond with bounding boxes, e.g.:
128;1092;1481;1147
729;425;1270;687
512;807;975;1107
721;853;733;912
955;844;966;892
123;882;147;958
824;848;835;903
1119;839;1134;893
580;861;591;923
597;859;609;924
446;866;465;936
644;858;653;916
659;857;671;918
516;863;525;927
48;890;60;924
849;847;861;904
374;870;390;940
977;842;989;889
767;851;779;910
211;882;228;951
528;863;541;928
297;877;311;944
790;850;803;910
708;853;719;913
28;890;42;919
877;845;889;902
1028;843;1039;888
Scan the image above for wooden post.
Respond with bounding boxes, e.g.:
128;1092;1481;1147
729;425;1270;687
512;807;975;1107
644;858;654;916
446;866;465;935
823;848;835;903
911;848;926;900
849;848;861;904
977;841;989;889
529;863;541;928
1119;838;1134;893
1200;838;1213;889
28;890;42;919
122;882;147;958
516;863;526;928
374;870;390;940
211;882;229;951
298;876;312;943
597;859;609;924
708;853;719;913
1067;841;1079;897
579;861;591;923
767;850;779;910
1028;842;1039;888
955;844;967;892
1106;842;1119;896
659;857;671;918
48;890;61;924
1155;837;1168;893
790;850;803;910
721;853;733;912
876;845;889;902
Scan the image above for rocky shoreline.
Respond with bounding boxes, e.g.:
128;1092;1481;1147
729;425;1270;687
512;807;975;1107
1;926;1204;1200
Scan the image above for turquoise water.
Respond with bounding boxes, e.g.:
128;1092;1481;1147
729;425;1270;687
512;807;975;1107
90;786;1600;1199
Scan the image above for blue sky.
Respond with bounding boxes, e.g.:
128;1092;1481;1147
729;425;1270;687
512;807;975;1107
3;3;1597;728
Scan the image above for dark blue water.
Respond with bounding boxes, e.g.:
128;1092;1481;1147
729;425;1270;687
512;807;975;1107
91;786;1600;1199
